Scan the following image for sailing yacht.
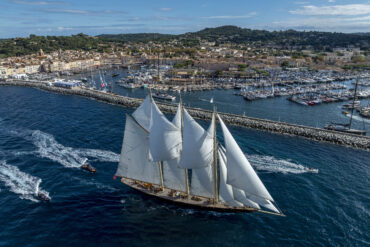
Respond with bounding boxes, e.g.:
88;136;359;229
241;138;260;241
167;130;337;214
114;94;283;216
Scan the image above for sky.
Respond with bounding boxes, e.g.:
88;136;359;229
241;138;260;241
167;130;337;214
1;0;370;38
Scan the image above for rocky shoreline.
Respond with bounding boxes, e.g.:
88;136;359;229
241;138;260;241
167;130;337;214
1;80;369;151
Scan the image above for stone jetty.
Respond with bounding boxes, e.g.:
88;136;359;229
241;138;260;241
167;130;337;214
1;80;369;151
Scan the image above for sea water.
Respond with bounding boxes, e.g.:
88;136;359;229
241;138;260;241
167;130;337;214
0;86;369;246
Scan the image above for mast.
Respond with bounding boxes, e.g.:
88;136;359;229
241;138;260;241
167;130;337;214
212;107;219;203
349;77;359;129
180;97;191;198
149;91;165;190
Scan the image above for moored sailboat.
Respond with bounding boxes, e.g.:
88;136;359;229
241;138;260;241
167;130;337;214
114;94;284;216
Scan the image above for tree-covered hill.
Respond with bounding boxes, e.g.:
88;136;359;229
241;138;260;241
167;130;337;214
98;33;174;42
0;33;103;58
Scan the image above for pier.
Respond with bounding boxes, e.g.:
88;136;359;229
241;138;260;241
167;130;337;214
1;80;369;150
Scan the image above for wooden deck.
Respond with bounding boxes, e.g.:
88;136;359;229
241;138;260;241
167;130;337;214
120;177;257;213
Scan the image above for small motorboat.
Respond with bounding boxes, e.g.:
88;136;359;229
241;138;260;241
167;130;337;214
81;163;97;173
37;192;51;202
304;167;319;173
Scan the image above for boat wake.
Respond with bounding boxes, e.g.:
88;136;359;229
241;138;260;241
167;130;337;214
0;161;49;202
246;154;318;174
31;130;119;168
343;113;370;124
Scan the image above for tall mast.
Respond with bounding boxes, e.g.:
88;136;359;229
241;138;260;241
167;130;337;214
349;77;359;129
180;97;191;198
149;91;165;190
212;107;219;203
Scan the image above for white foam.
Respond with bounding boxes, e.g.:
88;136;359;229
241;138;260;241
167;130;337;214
0;161;49;202
343;113;370;124
246;154;317;174
30;130;119;168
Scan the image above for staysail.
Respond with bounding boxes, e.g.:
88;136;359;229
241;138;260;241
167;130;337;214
149;100;182;162
190;111;215;198
115;115;160;185
161;103;187;192
217;114;275;203
180;109;213;169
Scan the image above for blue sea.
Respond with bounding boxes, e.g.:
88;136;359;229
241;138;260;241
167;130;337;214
0;86;369;247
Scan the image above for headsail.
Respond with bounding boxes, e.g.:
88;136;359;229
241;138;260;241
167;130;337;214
115;115;160;185
132;96;152;130
149;100;182;162
218;149;243;207
217;114;274;202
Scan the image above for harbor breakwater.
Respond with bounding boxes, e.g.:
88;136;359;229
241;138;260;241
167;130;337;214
1;80;369;150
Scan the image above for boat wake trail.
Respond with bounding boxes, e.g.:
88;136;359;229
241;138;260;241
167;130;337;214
31;130;119;168
344;113;370;124
246;154;317;174
0;161;49;202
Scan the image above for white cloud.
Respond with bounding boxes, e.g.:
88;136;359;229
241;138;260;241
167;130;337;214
271;16;370;32
57;26;73;31
290;4;370;16
159;8;172;12
11;0;66;5
202;12;257;19
294;1;310;5
328;0;335;2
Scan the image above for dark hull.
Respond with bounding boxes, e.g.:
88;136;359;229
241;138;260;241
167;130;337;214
120;177;258;213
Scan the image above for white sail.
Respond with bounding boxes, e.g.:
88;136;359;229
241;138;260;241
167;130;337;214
190;165;214;198
162;158;186;192
217;114;274;202
172;103;182;128
161;104;186;192
180;109;213;169
132;96;151;130
244;192;279;213
232;188;260;209
190;114;215;198
149;101;182;162
218;149;243;207
115;115;160;185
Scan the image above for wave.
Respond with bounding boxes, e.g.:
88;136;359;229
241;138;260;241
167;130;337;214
0;161;49;202
31;130;119;168
246;154;318;174
343;113;370;124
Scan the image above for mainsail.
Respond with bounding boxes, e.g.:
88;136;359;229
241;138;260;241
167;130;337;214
115;115;160;185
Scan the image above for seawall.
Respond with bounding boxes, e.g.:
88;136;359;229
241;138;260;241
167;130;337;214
1;80;369;151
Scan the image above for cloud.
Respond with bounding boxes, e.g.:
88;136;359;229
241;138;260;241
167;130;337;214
294;1;310;5
271;16;370;32
290;4;370;16
159;7;172;12
41;8;126;15
45;8;89;14
11;0;66;5
202;12;257;19
328;0;335;2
